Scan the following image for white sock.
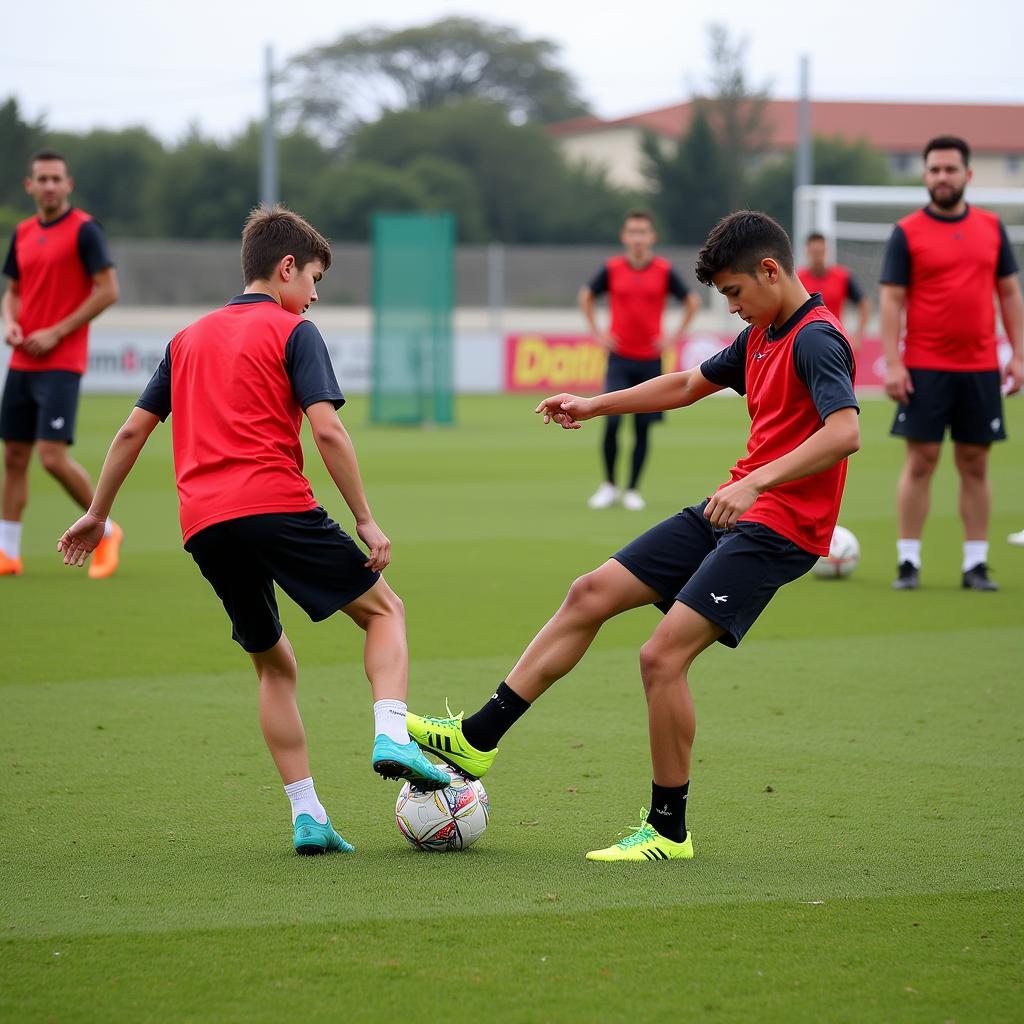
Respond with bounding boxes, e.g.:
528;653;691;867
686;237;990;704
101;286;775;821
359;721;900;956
0;520;21;559
103;519;114;539
373;699;409;744
897;539;921;568
283;776;327;824
963;541;989;572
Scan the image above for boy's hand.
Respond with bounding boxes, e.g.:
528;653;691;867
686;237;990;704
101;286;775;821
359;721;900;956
22;326;63;357
4;322;24;348
357;519;391;572
535;394;594;429
704;478;761;530
58;512;106;566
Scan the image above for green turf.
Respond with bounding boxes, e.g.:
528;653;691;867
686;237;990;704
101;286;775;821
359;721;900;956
2;394;1022;1023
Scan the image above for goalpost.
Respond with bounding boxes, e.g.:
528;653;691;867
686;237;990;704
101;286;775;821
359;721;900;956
793;185;1024;294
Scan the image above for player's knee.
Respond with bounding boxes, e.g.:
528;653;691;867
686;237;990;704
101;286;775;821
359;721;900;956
37;444;67;475
638;639;668;689
563;572;610;621
906;452;939;479
954;449;987;479
4;443;32;473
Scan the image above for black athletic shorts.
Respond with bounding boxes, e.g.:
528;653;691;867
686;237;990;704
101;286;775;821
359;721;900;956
613;500;819;648
185;507;381;654
605;353;664;426
0;369;81;444
891;368;1006;445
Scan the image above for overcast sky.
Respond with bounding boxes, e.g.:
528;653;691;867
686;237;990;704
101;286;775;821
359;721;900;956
4;0;1022;141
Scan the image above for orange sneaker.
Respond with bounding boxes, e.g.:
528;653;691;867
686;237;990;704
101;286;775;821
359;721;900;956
0;549;23;576
88;522;123;579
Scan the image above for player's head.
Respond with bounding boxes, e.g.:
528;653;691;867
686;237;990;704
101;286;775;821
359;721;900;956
804;232;828;273
695;210;795;328
922;135;971;211
241;205;331;314
620;208;657;260
25;149;73;218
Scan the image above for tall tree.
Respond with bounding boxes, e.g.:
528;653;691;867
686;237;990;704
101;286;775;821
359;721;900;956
699;24;771;212
0;97;46;214
283;17;589;144
642;106;731;243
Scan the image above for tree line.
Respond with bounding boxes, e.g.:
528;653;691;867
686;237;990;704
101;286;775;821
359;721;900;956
0;19;899;246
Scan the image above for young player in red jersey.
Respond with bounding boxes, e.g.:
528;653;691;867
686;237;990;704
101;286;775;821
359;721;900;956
57;206;449;856
880;136;1024;591
1;150;122;578
408;211;860;861
797;232;870;351
579;210;701;511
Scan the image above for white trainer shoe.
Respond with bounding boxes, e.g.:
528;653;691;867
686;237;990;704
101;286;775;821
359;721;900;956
587;483;620;509
621;489;646;511
1009;529;1024;546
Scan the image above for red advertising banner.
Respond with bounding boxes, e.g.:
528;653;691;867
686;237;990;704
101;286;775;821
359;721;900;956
504;333;903;393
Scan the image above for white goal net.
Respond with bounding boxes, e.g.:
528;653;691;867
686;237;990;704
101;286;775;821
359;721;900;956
793;185;1024;294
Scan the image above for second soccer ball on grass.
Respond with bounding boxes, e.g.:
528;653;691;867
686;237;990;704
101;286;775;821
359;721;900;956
812;525;860;578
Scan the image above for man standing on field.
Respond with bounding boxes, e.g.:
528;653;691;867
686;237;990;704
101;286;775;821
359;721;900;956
1;150;122;578
797;232;870;351
880;135;1023;591
579;209;701;511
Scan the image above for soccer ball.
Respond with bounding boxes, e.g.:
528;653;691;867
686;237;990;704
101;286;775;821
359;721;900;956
395;766;490;851
812;525;860;578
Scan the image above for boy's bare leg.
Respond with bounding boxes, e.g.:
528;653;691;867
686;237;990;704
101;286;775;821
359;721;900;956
2;441;32;522
505;559;660;702
342;577;407;700
36;440;95;510
638;602;722;786
251;632;309;785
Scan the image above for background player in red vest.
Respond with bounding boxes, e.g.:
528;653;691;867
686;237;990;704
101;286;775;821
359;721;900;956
797;232;870;351
407;211;860;862
1;150;121;577
880;135;1023;591
579;209;701;511
57;205;449;855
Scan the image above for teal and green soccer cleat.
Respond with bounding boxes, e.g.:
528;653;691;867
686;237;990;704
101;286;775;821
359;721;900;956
293;814;355;856
372;735;451;791
405;702;498;780
585;812;694;862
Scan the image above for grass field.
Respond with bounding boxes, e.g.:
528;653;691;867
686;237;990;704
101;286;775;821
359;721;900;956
2;393;1023;1023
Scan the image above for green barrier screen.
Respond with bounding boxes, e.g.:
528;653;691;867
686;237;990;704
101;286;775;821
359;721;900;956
371;212;455;425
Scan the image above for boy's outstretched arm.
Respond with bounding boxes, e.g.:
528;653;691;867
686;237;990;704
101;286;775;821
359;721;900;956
305;401;390;572
536;368;722;429
58;407;161;566
704;407;860;529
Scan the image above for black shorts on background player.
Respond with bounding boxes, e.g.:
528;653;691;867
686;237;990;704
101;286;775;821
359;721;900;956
605;353;664;426
0;369;81;444
614;500;818;648
891;368;1006;444
185;507;380;653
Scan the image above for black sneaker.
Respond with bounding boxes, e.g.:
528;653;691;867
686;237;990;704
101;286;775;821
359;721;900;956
892;561;920;590
962;562;998;591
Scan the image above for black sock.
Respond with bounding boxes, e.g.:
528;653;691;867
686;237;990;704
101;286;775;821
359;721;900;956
647;781;688;843
461;682;530;751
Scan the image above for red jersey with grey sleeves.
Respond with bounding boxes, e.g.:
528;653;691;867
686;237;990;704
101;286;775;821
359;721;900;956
700;296;858;557
135;294;345;544
3;208;113;374
588;255;689;360
880;205;1018;371
796;265;863;317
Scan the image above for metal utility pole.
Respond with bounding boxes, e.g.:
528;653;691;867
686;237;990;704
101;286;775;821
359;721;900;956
260;44;278;208
794;54;813;246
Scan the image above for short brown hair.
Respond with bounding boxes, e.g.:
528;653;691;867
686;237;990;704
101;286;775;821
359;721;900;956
241;204;331;284
29;149;69;176
623;208;656;227
695;210;794;285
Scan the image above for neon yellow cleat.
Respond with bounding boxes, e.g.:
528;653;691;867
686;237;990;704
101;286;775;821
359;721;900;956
406;701;497;780
585;812;694;862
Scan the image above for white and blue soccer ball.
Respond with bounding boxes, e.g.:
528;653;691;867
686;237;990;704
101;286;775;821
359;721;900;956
396;766;490;851
812;525;860;579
